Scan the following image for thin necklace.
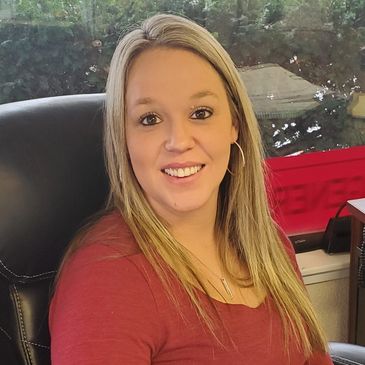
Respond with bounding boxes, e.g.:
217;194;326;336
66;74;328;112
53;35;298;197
207;279;232;303
183;247;234;300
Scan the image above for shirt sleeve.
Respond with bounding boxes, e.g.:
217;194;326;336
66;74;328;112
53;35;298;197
306;351;334;364
277;228;301;273
49;244;163;365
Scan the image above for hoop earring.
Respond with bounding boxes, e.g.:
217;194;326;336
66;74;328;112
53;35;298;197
227;141;245;175
234;141;245;167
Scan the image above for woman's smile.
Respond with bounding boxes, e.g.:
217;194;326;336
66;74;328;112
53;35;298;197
162;163;204;178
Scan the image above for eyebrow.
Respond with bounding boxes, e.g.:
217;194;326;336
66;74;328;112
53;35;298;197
132;90;219;107
190;90;219;100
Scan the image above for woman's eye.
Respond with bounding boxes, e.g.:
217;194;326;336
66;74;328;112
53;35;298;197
191;108;213;120
139;113;161;126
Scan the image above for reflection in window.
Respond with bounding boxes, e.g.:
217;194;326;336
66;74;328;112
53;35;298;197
0;0;364;156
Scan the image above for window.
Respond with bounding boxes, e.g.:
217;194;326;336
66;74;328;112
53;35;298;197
1;0;364;156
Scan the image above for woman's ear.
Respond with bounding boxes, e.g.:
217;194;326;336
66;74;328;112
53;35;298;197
230;120;239;143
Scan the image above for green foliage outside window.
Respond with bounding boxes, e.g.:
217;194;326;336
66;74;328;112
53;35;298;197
1;0;364;154
330;0;365;28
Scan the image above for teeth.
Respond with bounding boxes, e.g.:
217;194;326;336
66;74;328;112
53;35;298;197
164;165;202;178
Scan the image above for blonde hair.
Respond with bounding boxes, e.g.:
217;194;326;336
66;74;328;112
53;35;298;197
93;13;326;356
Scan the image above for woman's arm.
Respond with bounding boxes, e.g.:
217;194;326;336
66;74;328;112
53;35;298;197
306;351;334;364
49;244;163;365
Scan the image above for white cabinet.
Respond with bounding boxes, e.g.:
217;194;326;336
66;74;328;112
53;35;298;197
296;250;350;342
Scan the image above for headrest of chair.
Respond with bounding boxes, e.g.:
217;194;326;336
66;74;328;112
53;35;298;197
0;94;109;283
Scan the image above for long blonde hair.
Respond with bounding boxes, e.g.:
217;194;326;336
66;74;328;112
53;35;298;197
83;13;326;356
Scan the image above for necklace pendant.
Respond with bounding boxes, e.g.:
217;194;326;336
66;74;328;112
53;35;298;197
220;278;233;299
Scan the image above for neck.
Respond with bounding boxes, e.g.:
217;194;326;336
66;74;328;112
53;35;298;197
168;208;217;253
171;219;216;253
150;196;219;252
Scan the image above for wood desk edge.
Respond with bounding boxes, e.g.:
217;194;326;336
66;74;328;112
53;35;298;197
347;197;365;343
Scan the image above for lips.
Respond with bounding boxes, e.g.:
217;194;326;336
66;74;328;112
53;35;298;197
162;164;204;178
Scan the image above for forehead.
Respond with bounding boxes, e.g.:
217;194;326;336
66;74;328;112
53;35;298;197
126;47;227;103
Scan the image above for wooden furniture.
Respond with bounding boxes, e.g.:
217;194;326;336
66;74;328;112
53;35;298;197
347;198;365;344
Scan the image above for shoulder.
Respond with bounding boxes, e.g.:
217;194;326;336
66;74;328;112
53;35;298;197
276;226;302;276
51;209;155;330
54;209;149;292
307;351;334;365
50;225;164;361
51;244;154;313
54;209;142;278
80;209;140;256
277;225;295;257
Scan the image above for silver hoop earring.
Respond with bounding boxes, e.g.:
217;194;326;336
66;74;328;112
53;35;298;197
234;141;245;167
227;141;245;175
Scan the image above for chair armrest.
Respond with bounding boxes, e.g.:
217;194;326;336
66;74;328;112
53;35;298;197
329;341;365;365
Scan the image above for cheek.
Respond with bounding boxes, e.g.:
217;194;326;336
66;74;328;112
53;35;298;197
209;127;235;158
126;134;142;172
126;135;157;185
206;138;233;176
127;142;144;172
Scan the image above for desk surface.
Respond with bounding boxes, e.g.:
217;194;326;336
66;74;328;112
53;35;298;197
297;249;350;275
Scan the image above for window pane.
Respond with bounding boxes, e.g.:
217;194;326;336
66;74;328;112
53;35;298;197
1;0;364;156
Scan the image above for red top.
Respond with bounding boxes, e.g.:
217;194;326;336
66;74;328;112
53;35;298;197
49;211;333;364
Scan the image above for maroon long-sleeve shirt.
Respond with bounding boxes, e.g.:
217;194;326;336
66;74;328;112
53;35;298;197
50;211;333;364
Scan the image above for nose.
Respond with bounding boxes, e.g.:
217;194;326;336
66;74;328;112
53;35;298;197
164;119;195;152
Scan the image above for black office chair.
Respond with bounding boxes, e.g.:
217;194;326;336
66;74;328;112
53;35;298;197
330;342;365;365
0;94;109;365
0;94;364;365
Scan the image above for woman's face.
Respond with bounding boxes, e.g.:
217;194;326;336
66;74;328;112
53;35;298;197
125;47;237;220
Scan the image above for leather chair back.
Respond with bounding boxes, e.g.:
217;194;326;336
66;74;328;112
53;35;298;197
0;94;109;365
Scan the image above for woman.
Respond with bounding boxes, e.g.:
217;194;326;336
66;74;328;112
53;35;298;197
50;13;333;364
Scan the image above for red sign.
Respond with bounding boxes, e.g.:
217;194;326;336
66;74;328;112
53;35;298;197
266;146;365;235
